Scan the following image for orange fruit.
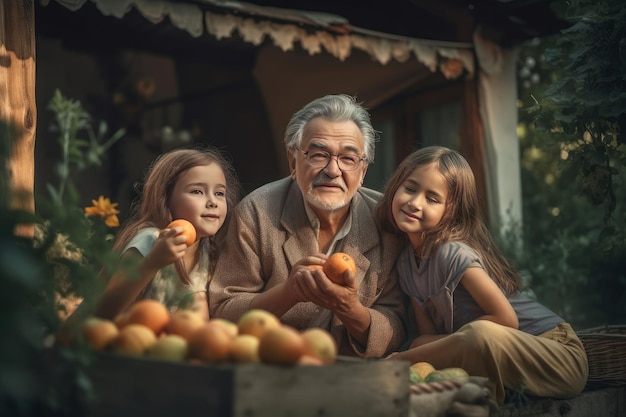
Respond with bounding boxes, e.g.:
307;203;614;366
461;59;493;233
111;324;157;356
146;334;188;361
187;322;233;363
165;309;205;340
230;334;261;363
210;318;239;339
323;252;356;284
81;317;119;351
167;219;196;246
258;325;306;365
410;362;436;382
301;328;338;364
237;309;281;339
127;299;170;335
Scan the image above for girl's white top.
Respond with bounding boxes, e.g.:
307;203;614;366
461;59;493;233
124;227;209;313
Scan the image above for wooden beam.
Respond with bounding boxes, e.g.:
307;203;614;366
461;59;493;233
459;77;488;221
0;0;36;237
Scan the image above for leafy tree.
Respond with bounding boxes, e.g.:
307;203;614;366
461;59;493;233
532;0;626;250
509;0;626;328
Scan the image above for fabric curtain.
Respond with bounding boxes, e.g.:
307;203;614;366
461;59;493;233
474;31;522;232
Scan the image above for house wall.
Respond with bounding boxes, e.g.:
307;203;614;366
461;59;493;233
35;36;278;220
35;35;440;218
252;44;435;191
35;37;111;206
35;37;186;220
36;31;519;232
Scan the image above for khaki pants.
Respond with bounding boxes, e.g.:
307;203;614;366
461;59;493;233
410;320;588;404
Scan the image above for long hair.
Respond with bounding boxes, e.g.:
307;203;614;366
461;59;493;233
283;94;378;164
375;146;521;294
113;146;241;277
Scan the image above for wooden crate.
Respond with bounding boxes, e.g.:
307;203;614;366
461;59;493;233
43;349;410;417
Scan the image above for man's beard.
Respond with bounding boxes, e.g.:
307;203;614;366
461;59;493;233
305;175;349;212
305;191;349;212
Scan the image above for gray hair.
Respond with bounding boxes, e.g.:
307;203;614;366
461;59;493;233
283;94;378;163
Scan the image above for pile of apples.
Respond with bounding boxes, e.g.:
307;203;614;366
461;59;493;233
74;300;338;366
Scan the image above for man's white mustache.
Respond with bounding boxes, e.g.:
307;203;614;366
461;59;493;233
312;175;346;192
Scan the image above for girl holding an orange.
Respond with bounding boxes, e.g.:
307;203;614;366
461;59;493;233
95;147;240;321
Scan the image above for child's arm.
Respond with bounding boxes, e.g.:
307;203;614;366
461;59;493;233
385;301;445;360
95;227;188;319
408;299;447;348
460;267;519;329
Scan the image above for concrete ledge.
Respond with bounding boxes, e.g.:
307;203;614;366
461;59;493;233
498;386;626;417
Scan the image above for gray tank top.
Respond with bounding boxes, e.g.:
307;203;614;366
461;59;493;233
397;241;564;335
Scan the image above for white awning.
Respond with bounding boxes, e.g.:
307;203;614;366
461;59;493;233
52;0;475;77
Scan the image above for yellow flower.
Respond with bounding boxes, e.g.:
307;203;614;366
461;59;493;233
85;195;120;227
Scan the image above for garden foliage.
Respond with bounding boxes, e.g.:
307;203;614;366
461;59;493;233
508;0;626;328
1;91;125;416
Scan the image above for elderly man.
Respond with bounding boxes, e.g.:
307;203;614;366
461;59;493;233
209;94;407;358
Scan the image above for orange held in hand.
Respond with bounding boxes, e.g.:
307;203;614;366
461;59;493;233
323;252;356;284
167;219;196;246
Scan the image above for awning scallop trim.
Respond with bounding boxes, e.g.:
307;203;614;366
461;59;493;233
52;0;475;78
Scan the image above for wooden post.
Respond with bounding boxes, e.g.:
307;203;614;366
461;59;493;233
459;76;488;220
0;0;36;237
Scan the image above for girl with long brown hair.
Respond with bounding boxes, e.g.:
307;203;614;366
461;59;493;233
95;146;240;321
377;146;587;404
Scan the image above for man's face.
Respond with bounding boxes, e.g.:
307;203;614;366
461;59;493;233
288;117;368;215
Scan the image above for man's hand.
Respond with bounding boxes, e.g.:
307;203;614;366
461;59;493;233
288;254;358;313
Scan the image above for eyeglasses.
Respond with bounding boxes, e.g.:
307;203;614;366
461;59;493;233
296;147;365;172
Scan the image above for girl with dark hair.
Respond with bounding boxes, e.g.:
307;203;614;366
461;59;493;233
377;146;587;404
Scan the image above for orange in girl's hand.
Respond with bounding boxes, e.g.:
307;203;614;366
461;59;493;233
323;252;356;284
167;219;196;246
